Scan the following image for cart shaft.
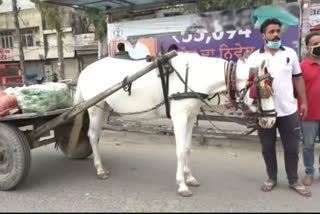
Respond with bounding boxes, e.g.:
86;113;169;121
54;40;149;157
29;51;177;141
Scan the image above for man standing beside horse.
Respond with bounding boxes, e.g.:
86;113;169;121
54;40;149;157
298;31;320;187
247;18;311;197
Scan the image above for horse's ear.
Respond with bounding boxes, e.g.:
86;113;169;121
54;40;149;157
239;56;245;63
260;59;266;73
243;50;252;60
160;42;165;54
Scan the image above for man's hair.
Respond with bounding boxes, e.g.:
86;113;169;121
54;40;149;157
117;42;125;51
305;31;320;46
260;18;282;34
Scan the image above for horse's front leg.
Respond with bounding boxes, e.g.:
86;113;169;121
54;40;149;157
184;115;200;187
88;102;110;179
171;112;192;197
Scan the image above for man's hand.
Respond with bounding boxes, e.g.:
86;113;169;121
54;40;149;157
293;75;308;120
300;103;308;120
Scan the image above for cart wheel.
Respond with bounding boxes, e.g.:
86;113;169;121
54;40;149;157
55;111;92;159
0;123;31;191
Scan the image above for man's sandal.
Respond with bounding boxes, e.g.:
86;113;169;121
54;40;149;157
290;183;312;197
261;180;277;192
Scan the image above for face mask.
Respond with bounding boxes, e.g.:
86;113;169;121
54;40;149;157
311;44;320;57
266;40;282;50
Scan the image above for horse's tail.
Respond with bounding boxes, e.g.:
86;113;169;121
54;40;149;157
68;80;85;157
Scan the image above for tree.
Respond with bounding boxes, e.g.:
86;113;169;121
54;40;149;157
31;0;66;79
12;0;27;84
78;8;108;59
192;0;273;12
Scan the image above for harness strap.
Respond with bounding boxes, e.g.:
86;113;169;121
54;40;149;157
200;108;257;136
226;61;237;109
160;60;208;118
170;92;208;100
247;110;277;117
122;76;132;96
184;62;189;92
157;59;171;118
208;93;220;104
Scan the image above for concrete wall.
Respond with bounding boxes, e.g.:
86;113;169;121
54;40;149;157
50;58;79;83
44;28;75;59
0;0;35;13
81;55;98;69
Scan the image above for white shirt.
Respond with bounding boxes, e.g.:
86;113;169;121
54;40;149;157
125;42;151;60
247;46;302;117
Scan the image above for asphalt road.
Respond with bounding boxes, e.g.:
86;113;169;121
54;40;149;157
1;130;320;212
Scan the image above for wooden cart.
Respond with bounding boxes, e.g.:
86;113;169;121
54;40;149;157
0;51;177;191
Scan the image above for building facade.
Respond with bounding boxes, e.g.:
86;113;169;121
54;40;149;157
0;5;46;84
0;0;98;86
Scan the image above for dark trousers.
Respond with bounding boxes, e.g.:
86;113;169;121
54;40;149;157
258;111;301;185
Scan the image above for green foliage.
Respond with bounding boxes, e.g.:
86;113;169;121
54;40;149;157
30;0;65;34
77;8;107;41
31;0;65;77
194;0;273;12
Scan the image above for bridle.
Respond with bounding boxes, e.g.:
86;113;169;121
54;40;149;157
120;53;277;128
227;62;277;119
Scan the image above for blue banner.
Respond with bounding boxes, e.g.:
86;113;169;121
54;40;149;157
157;26;299;62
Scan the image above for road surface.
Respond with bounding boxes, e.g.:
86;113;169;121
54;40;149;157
0;129;319;212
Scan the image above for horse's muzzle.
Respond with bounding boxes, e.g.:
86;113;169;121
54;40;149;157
259;117;276;128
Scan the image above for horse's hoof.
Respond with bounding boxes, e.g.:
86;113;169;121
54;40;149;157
97;173;109;180
186;179;200;187
178;189;193;197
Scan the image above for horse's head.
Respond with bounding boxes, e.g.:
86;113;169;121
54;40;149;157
235;55;276;129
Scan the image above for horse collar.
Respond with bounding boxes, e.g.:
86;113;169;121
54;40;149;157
226;61;237;108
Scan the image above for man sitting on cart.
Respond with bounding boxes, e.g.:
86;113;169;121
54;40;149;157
115;42;132;60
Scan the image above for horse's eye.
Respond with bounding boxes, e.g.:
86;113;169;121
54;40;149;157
252;99;258;105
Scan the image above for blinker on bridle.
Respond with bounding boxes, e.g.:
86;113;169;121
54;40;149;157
238;67;277;118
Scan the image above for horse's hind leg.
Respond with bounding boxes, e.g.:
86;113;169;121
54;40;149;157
87;101;110;179
184;115;200;187
171;113;192;197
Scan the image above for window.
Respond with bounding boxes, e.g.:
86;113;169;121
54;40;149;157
0;32;13;48
21;29;37;47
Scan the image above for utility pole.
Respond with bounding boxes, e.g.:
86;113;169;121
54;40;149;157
12;0;26;84
57;29;65;79
97;14;109;60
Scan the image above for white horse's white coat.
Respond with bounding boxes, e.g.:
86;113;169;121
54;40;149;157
73;52;275;196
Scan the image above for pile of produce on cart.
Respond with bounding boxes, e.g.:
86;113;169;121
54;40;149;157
0;82;73;116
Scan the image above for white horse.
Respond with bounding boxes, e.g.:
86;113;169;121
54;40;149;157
71;52;276;197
